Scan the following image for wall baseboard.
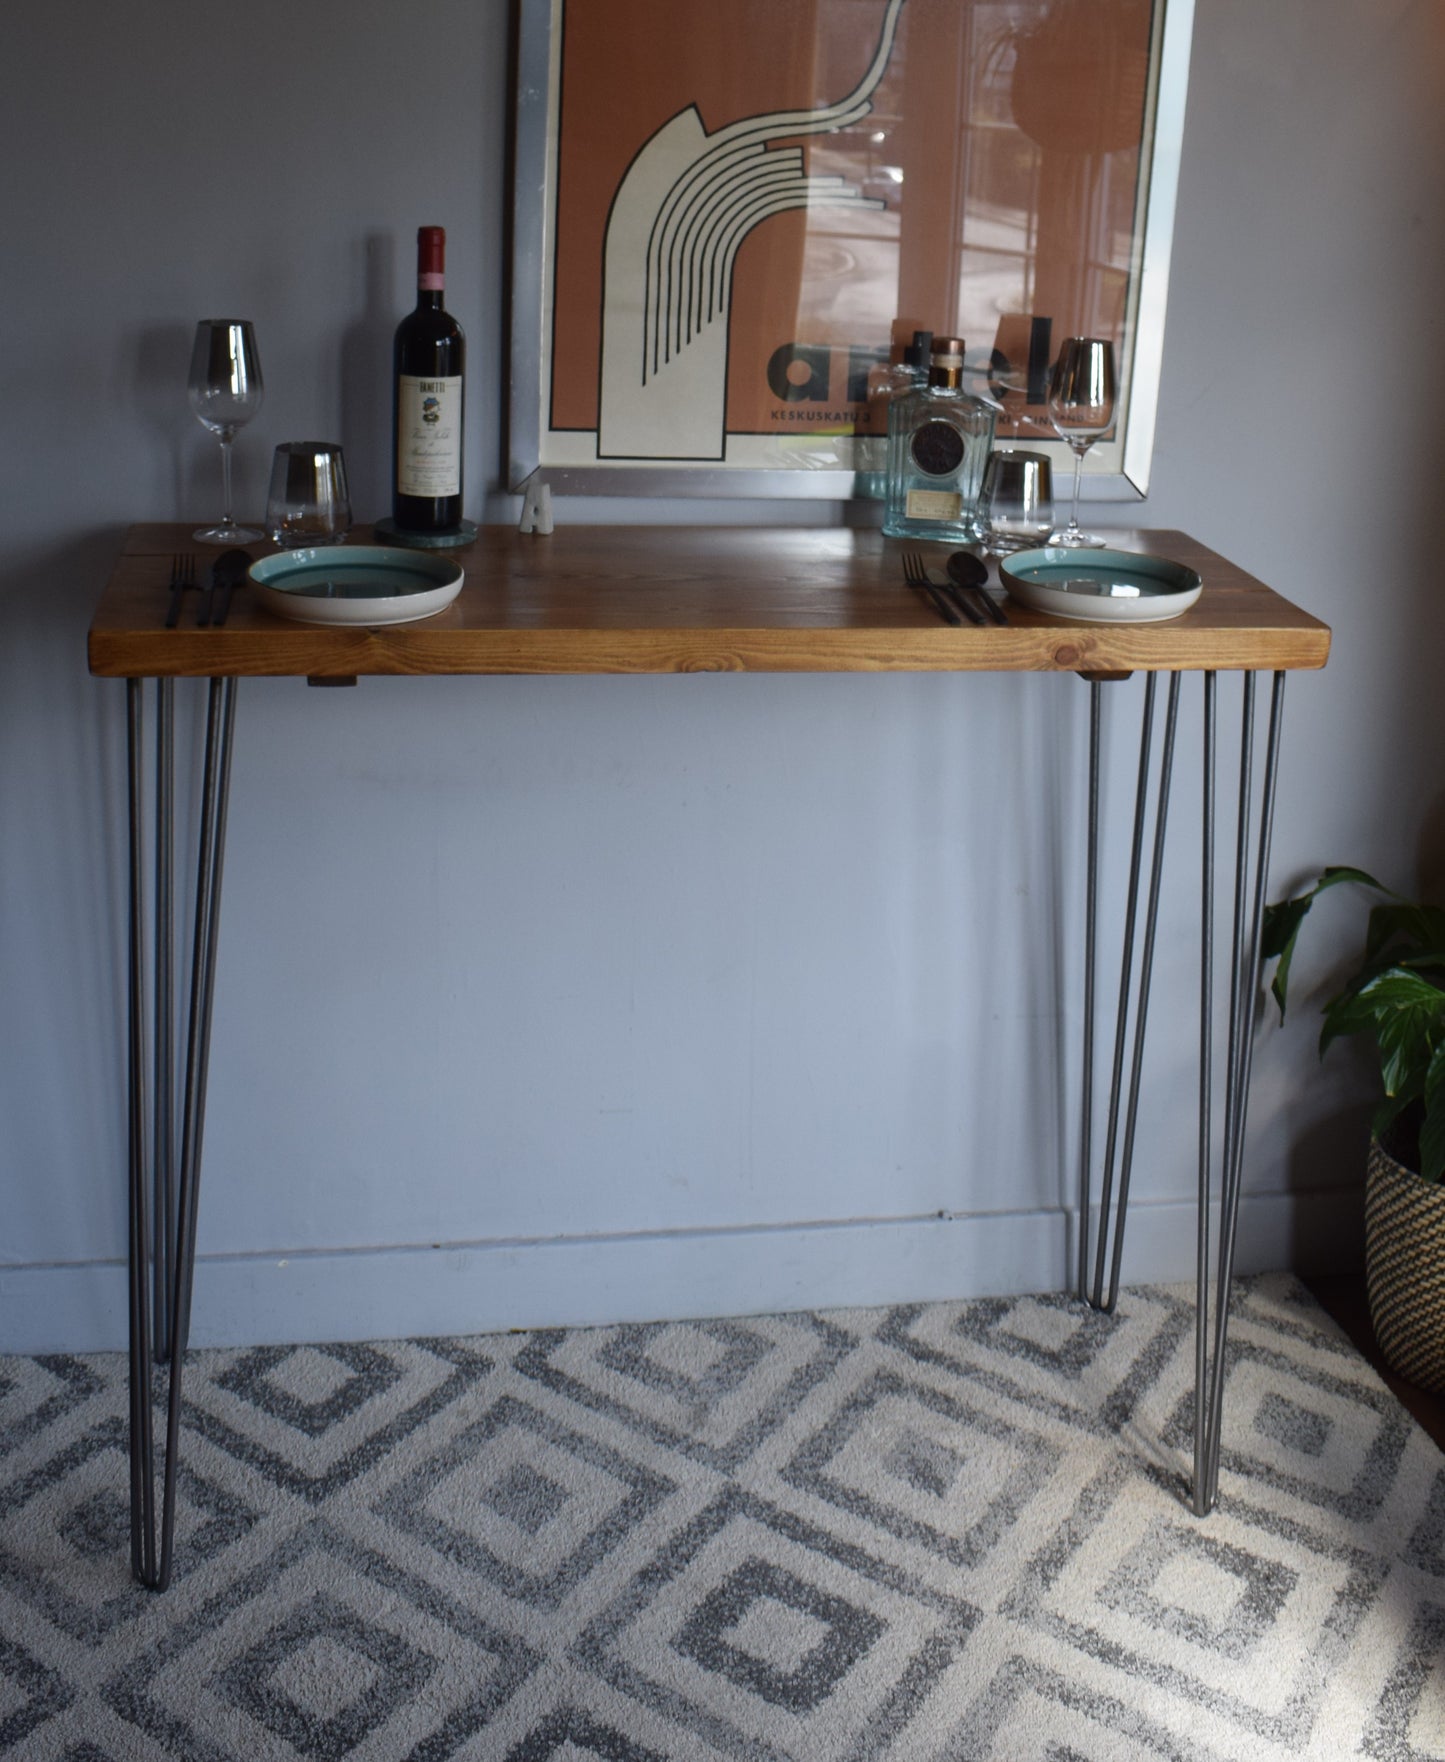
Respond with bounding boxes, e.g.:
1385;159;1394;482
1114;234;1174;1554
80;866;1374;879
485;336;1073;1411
0;1189;1362;1355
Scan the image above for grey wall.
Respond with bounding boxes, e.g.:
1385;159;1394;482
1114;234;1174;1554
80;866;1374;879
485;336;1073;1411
3;0;1442;1352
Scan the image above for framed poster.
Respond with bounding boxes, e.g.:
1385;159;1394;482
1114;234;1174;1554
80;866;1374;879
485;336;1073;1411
509;0;1194;500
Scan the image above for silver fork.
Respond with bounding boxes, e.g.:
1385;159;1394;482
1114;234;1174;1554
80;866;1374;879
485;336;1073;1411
164;553;196;628
901;549;976;625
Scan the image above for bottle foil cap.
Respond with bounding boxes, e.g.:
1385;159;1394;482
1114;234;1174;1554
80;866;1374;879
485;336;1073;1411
417;225;446;290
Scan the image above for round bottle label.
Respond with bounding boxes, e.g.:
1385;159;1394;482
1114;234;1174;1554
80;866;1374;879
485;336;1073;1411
910;420;966;478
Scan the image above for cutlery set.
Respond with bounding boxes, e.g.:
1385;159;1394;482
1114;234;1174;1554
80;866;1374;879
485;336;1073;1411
901;549;1008;626
163;549;251;627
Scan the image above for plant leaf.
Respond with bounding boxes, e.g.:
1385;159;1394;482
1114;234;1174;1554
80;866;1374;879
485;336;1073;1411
1320;966;1444;1062
1324;968;1445;1099
1261;896;1313;1017
1317;865;1390;892
1260;895;1313;962
1317;971;1398;1049
1374;979;1445;1099
1261;867;1390;1019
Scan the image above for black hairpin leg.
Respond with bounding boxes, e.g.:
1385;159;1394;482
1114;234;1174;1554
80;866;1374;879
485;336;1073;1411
125;674;239;1590
1192;670;1286;1513
1194;670;1217;1505
1079;670;1182;1315
126;681;156;1585
1078;669;1286;1508
153;679;175;1360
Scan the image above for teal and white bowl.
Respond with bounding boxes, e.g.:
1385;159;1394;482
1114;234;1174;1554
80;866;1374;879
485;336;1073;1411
248;545;464;626
999;548;1202;623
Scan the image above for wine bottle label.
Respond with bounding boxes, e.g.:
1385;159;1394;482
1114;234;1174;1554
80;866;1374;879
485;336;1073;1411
397;374;462;497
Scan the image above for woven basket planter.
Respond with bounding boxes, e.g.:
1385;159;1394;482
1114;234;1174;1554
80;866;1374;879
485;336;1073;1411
1365;1137;1445;1395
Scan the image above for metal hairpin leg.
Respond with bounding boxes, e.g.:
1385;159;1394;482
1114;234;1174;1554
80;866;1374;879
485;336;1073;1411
1076;669;1287;1513
153;679;175;1360
1193;670;1286;1513
125;674;239;1590
125;681;155;1584
1079;671;1182;1315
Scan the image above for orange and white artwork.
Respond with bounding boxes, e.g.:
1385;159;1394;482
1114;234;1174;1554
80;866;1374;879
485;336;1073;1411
519;0;1178;487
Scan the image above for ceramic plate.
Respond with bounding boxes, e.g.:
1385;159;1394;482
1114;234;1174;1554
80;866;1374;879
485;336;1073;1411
248;546;464;626
999;548;1202;623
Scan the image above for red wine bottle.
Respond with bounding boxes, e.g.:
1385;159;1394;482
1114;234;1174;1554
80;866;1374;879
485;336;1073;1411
392;225;465;534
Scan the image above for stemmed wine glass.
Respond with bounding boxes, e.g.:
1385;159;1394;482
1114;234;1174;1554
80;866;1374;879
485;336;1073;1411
1047;337;1116;548
188;320;264;544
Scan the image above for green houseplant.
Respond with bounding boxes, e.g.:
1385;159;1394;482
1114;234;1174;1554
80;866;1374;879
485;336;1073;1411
1263;866;1445;1391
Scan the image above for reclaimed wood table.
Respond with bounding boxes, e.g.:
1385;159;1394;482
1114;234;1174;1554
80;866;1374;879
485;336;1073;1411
89;523;1331;1588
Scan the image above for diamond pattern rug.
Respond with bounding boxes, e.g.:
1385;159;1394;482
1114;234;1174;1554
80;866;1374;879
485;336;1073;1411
1;1274;1442;1759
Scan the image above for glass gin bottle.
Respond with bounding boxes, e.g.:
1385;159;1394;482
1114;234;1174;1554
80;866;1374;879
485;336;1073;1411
883;337;996;542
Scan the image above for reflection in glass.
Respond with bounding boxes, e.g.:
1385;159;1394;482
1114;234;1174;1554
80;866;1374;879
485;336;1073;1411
541;0;1164;480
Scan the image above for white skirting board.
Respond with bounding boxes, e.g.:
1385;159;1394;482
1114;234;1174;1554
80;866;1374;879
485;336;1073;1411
0;1189;1362;1355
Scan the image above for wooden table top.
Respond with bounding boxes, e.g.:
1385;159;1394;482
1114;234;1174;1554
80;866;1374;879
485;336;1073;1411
88;524;1331;680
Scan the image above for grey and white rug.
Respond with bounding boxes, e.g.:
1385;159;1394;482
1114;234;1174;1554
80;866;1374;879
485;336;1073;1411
1;1274;1442;1760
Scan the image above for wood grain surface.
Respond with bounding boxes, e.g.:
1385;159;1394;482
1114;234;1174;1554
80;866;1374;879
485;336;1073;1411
88;525;1331;679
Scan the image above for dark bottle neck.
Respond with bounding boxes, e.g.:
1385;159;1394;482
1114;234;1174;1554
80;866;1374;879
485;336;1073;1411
415;286;445;311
